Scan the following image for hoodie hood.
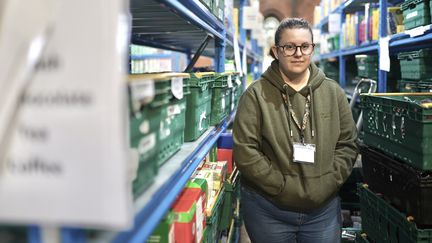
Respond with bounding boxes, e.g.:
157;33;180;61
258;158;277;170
261;60;326;139
262;59;325;96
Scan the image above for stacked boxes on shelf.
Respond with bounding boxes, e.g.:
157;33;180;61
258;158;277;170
401;0;431;30
359;93;432;242
184;72;214;142
398;48;432;92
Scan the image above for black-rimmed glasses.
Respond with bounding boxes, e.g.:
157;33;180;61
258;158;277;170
276;43;315;56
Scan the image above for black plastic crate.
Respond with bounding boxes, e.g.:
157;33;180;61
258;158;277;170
361;145;432;226
359;184;432;243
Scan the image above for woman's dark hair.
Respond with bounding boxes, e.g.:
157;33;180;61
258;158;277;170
269;18;314;58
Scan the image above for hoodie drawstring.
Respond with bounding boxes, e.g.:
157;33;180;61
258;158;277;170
283;84;294;137
309;86;315;138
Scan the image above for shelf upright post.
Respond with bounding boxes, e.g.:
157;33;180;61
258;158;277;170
339;10;346;88
215;31;226;73
378;0;388;92
239;0;247;86
28;226;41;243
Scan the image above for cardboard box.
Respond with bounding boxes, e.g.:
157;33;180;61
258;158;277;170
172;193;197;243
181;188;206;243
217;149;233;174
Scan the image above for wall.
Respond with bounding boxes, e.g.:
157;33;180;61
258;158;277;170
260;0;320;24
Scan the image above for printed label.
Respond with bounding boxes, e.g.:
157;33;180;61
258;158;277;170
171;77;184;99
138;133;156;155
406;11;418;20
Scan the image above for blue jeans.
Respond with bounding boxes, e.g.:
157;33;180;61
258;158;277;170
241;186;341;243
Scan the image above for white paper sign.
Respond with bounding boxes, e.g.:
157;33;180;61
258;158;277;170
242;6;258;30
233;37;243;76
0;0;58;163
0;0;132;229
329;13;341;34
379;36;390;72
405;25;431;37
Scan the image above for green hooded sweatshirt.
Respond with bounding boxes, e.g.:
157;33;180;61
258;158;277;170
233;60;358;212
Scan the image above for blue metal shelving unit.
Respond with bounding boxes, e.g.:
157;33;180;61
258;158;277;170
36;1;260;243
316;0;432;92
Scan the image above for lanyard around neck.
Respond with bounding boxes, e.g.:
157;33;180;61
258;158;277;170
288;94;311;143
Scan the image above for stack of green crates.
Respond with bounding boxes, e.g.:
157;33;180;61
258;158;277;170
359;184;432;243
397;48;432;92
210;72;233;125
355;55;378;80
401;0;431;30
212;0;224;21
156;73;189;167
128;74;174;196
398;48;432;80
360;93;432;170
184;72;214;142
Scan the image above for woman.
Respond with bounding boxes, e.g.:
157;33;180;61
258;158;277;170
233;18;358;243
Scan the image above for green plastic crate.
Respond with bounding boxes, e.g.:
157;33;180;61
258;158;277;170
359;184;432;243
210;87;231;125
401;0;431;30
219;170;240;232
129;106;161;196
184;86;212;142
199;0;212;10
328;34;340;51
157;98;186;167
186;72;215;87
320;60;340;81
361;93;432;170
356;55;378;80
398;80;432;92
206;188;225;243
398;49;432;80
213;72;235;88
212;0;224;21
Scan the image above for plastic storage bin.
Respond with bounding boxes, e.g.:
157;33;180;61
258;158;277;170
356;55;378;80
361;93;432;170
359;184;432;243
361;145;432;226
398;48;432;80
184;72;214;142
157;98;187;167
401;0;431;30
210;73;233;125
212;0;224;21
219;170;240;232
128;73;181;196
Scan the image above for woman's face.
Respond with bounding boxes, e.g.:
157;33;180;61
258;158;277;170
272;28;313;77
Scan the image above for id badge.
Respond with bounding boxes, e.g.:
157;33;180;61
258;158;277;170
293;143;316;163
